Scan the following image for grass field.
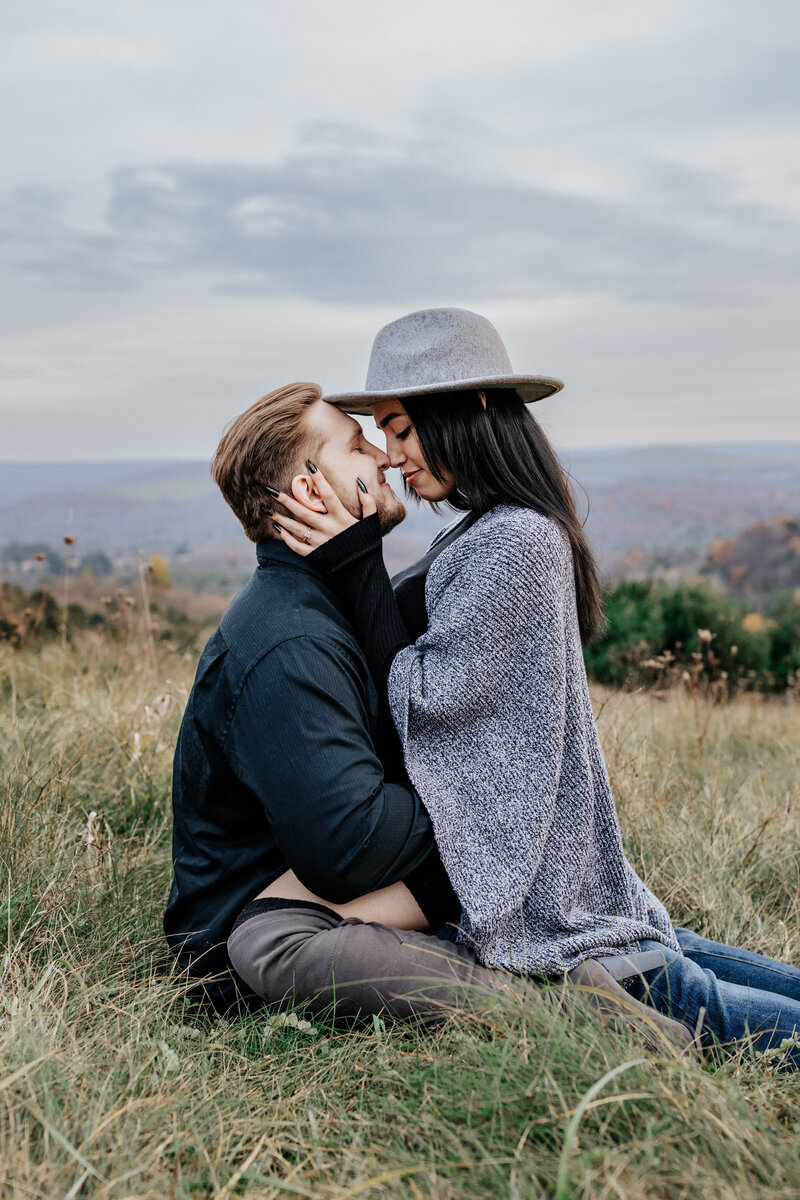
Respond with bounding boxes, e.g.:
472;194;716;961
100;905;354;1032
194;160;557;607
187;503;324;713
1;631;799;1199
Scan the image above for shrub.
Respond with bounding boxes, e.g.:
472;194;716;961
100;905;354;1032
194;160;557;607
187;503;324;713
585;580;798;692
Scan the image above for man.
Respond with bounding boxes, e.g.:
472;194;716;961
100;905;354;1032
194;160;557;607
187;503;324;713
165;382;454;1013
164;380;692;1045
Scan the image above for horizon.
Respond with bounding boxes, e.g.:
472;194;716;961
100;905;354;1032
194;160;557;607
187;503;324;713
2;438;799;469
2;435;798;589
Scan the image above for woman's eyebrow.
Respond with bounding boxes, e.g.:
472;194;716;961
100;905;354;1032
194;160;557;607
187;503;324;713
378;411;403;429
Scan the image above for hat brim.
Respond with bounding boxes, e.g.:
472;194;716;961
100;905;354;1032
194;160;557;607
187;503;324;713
324;375;563;416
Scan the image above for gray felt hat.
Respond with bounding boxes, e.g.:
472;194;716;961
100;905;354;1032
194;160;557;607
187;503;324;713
325;307;563;415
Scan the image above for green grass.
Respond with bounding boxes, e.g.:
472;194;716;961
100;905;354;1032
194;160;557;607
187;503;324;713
1;637;800;1198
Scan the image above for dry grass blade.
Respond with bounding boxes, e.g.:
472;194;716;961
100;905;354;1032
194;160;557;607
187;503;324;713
555;1059;648;1200
0;635;799;1199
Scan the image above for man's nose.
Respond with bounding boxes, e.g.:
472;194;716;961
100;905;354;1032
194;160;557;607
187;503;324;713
363;438;391;472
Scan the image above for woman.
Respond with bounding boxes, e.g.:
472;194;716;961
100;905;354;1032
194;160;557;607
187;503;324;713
245;310;800;1063
264;386;681;965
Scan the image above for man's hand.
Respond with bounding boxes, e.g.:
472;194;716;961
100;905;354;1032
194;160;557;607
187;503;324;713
271;466;377;557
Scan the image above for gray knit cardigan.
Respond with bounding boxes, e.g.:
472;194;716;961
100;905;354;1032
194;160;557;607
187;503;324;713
388;505;680;975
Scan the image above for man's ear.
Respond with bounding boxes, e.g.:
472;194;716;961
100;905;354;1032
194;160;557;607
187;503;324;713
290;474;328;513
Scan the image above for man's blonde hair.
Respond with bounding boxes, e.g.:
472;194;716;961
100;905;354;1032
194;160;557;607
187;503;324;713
212;383;322;542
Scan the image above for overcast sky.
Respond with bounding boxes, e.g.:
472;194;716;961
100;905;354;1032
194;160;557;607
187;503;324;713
1;0;798;461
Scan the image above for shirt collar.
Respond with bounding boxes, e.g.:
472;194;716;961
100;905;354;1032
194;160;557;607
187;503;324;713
255;538;321;577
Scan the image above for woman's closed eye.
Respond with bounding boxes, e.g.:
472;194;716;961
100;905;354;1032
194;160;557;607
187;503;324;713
396;426;413;441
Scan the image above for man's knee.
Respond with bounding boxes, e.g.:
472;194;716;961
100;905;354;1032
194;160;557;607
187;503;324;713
227;902;512;1020
228;900;345;1009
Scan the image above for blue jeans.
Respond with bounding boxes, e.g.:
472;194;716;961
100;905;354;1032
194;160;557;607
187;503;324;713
624;928;800;1065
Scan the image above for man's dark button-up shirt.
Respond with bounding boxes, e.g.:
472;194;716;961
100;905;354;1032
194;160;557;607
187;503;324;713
164;539;445;1009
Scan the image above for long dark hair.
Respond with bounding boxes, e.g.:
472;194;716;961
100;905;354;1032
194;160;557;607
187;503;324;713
401;388;602;644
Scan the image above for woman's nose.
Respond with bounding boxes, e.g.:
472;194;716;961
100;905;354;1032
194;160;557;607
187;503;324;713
385;437;405;468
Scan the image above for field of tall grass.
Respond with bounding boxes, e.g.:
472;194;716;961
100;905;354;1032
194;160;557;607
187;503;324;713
1;628;799;1199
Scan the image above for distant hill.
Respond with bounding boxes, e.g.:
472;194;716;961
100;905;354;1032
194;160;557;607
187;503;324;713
702;516;800;596
559;443;800;579
1;443;798;587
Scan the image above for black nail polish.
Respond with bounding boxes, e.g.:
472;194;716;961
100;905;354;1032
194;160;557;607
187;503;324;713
273;522;283;533
266;486;280;498
306;460;318;474
357;478;368;493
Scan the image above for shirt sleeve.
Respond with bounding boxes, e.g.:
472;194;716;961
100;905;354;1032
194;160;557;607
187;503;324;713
223;631;439;906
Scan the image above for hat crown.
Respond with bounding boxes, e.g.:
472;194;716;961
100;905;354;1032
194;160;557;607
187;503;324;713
365;307;515;393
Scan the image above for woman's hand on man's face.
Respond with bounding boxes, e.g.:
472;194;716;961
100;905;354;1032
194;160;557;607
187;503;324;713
271;465;377;557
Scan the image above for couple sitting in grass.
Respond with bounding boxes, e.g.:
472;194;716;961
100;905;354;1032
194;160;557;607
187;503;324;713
165;308;800;1066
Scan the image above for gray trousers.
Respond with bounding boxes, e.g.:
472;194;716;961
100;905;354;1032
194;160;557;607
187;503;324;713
227;900;696;1051
228;900;518;1021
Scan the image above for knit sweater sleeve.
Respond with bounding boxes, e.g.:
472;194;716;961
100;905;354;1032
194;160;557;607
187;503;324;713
308;515;460;928
308;513;411;699
387;507;574;940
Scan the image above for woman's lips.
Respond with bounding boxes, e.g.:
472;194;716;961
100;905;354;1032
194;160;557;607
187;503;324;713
404;469;421;484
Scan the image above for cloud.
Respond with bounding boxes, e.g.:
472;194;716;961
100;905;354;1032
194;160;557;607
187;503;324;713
2;1;798;458
0;187;127;290
3;121;796;308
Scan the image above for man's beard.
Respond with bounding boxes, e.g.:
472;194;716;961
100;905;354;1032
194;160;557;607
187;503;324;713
324;469;406;535
376;494;406;535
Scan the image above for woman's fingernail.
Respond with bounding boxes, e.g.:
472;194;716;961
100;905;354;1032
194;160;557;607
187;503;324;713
306;460;318;474
273;522;283;533
266;486;280;498
357;478;368;493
